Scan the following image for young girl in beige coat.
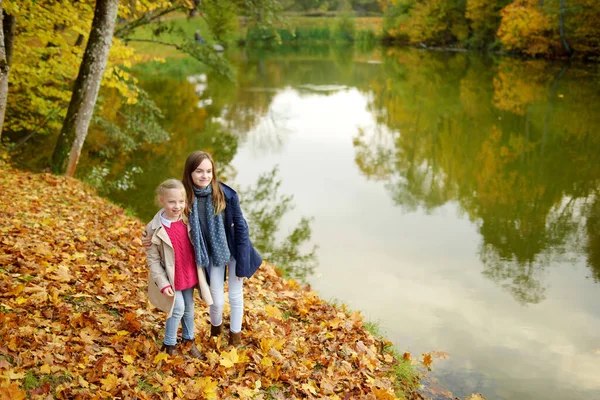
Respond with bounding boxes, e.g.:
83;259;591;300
145;179;212;357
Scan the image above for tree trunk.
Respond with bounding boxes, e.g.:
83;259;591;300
0;5;15;141
51;0;119;176
559;0;573;56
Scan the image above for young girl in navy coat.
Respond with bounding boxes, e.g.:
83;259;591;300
182;151;262;346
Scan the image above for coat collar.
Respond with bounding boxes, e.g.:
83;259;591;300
149;209;191;248
219;182;237;202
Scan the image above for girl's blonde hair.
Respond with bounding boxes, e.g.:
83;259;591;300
155;179;189;219
182;151;226;215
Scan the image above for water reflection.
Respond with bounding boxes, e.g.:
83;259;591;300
353;49;600;304
240;167;317;281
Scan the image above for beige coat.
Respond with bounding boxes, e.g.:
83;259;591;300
145;210;213;317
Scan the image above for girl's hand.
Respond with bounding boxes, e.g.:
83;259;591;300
141;230;151;248
163;287;174;297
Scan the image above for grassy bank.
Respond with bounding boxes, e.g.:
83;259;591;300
0;161;421;399
123;13;383;56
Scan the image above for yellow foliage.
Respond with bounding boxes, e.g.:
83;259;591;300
466;0;497;33
497;0;554;56
3;0;163;138
492;59;552;115
404;0;469;44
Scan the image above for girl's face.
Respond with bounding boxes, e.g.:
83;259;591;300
159;188;186;221
191;159;213;188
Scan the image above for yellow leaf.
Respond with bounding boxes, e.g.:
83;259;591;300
466;395;486;400
301;381;318;395
51;265;72;282
372;388;397;399
100;374;118;391
4;370;25;380
39;364;51;374
79;376;90;388
194;377;218;400
237;387;255;397
116;330;129;336
122;355;134;364
154;353;168;364
15;297;27;305
265;304;283;319
261;356;273;367
219;348;239;368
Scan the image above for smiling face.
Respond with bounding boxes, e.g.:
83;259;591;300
191;158;213;188
159;188;186;221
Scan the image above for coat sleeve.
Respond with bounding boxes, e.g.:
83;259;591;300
145;225;170;291
230;192;252;277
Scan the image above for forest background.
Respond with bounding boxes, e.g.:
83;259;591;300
0;0;599;177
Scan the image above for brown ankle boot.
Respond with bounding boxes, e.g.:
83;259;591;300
161;344;177;356
230;331;242;347
182;338;202;359
210;323;223;337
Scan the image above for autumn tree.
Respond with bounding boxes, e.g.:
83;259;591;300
51;0;120;176
465;0;507;48
497;0;555;55
0;3;14;141
404;0;469;46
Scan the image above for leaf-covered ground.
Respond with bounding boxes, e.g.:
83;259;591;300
0;162;431;400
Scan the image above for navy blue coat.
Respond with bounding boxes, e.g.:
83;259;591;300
221;182;262;279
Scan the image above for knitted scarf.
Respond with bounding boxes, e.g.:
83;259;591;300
189;184;231;270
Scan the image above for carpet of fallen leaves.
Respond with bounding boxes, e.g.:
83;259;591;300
0;162;417;400
0;162;487;400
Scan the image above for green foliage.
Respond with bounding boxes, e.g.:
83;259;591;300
295;26;333;41
335;0;357;41
203;0;240;42
93;88;169;157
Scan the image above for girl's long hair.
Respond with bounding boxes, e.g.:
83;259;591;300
182;151;226;215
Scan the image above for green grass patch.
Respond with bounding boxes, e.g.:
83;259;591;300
125;13;383;60
22;370;40;391
363;320;381;336
124;15;219;59
16;274;35;283
131;56;208;80
137;377;161;394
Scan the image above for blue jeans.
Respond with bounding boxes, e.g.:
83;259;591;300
164;287;195;346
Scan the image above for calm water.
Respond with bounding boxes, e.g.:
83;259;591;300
75;46;600;399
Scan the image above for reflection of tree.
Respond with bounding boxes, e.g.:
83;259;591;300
355;49;600;303
240;167;318;282
200;46;382;155
586;194;600;282
480;247;547;305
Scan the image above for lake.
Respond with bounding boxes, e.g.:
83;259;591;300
76;45;600;399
